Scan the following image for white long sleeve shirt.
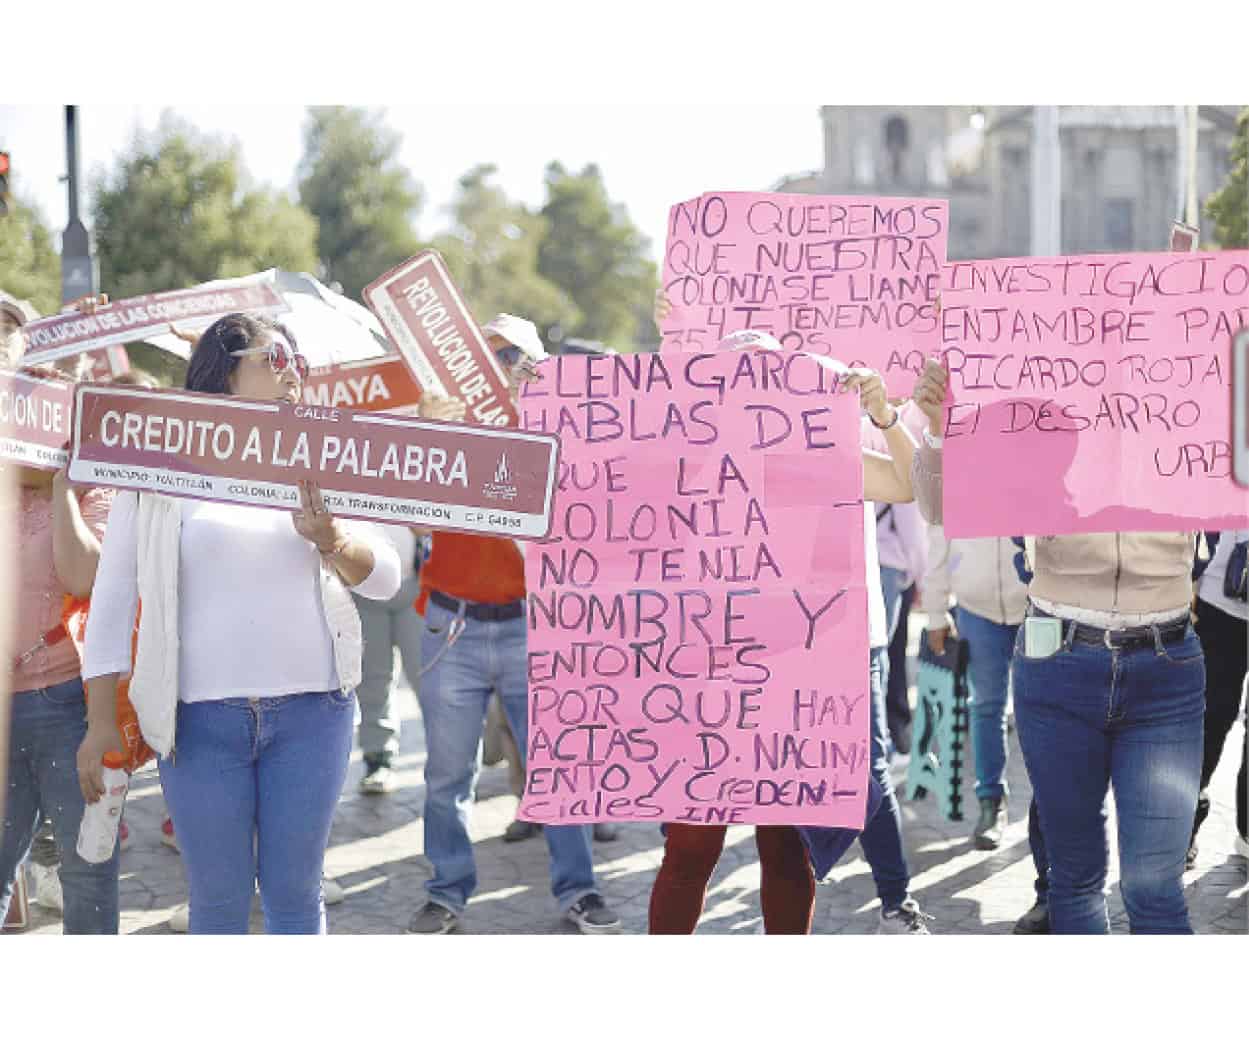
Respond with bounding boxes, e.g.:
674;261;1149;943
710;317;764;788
83;493;401;702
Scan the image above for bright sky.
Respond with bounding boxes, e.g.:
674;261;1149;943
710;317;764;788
0;105;824;269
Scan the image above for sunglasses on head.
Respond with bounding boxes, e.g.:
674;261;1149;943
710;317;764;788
234;338;310;381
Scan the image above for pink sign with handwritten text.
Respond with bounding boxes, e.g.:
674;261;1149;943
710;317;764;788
940;251;1249;537
659;191;948;373
515;350;871;827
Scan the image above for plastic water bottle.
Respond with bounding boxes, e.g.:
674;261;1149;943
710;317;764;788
77;753;129;864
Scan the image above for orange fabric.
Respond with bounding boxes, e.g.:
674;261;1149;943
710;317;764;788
415;532;526;614
62;596;153;774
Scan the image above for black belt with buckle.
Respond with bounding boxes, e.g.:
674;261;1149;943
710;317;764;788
1033;607;1189;651
430;588;524;623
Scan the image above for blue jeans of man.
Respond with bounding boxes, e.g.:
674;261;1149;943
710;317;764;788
418;600;598;915
157;690;355;934
1012;623;1204;934
0;677;120;933
956;606;1019;802
856;646;911;911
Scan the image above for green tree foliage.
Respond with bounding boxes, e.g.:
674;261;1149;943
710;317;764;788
92;115;318;298
0;195;61;316
297;107;422;300
431;164;578;337
537;162;658;349
1206;108;1247;249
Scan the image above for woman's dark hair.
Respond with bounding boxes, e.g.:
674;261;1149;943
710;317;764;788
184;312;298;395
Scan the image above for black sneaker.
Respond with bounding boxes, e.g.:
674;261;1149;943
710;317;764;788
1013;899;1051;934
503;819;542;843
407;902;459;934
566;893;621;934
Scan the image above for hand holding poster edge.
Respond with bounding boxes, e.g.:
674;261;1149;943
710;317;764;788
67;383;560;540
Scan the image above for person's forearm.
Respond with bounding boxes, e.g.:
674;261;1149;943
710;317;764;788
324;537;376;587
84;674;121;730
52;487;102;598
913;441;943;524
879;416;917;500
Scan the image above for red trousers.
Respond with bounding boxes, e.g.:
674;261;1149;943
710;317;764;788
648;823;815;934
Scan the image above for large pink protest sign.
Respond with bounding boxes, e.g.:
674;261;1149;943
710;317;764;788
659;192;948;374
515;350;871;828
940;251;1249;537
21;279;289;367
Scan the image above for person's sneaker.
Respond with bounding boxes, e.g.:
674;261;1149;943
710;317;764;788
973;797;1007;850
407;902;459;934
1013;898;1051;934
28;863;63;915
566;893;621;934
877;897;933;935
118;819;132;853
359;762;396;795
322;876;345;906
593;822;620;842
160;816;179;852
168;904;189;933
503;818;542;843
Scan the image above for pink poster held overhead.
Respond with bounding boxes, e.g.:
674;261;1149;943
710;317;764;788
515;350;871;828
940;251;1249;538
659;191;948;374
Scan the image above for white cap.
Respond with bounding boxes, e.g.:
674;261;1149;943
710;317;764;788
481;313;548;361
718;329;784;352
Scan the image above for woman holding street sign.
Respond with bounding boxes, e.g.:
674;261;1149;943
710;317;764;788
912;356;1207;935
76;313;401;935
646;292;932;934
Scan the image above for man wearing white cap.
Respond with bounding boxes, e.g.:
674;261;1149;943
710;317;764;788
407;314;620;935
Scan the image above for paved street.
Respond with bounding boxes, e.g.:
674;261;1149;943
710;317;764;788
21;636;1249;936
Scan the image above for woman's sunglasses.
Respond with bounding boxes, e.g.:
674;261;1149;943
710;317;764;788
494;345;523;368
234;339;310;381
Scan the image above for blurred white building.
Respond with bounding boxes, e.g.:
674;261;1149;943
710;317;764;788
773;106;1242;258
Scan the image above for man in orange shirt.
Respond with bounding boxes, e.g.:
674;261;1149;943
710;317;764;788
406;315;619;935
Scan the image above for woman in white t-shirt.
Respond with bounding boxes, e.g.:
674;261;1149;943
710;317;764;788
76;313;401;934
1190;530;1248;863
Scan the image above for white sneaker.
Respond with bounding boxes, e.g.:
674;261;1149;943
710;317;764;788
28;863;63;915
358;765;396;795
168;904;189;933
322;876;345;905
877;897;933;935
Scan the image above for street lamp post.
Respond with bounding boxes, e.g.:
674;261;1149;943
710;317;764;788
61;105;97;306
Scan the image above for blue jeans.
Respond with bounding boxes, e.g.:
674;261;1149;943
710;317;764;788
417;600;597;915
856;646;911;911
1012;623;1205;934
956;606;1020;802
157;691;355;934
0;678;120;933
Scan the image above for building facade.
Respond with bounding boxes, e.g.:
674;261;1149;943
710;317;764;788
774;105;1242;259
